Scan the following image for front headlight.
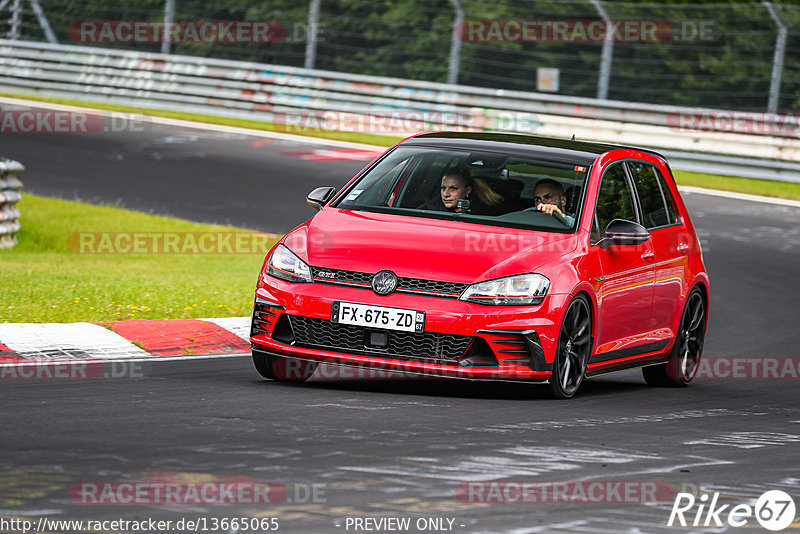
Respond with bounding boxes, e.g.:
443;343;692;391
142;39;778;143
460;274;549;306
266;244;312;283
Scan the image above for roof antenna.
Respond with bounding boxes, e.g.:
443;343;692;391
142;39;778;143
571;134;575;141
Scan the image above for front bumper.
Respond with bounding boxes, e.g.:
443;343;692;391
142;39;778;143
250;277;568;381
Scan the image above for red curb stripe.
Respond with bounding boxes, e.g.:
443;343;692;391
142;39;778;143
101;319;249;357
0;342;25;362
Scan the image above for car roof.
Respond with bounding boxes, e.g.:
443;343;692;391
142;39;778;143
402;131;666;167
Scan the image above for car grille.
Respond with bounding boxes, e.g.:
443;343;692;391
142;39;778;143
286;315;473;363
310;267;468;298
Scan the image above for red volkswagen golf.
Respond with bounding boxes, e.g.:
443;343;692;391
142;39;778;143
251;133;709;398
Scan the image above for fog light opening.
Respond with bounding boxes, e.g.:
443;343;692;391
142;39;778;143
459;338;499;367
271;314;296;344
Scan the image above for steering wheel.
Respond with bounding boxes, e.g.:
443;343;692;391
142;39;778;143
523;206;571;226
551;210;570;226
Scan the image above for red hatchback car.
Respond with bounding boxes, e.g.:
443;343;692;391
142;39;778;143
251;133;709;398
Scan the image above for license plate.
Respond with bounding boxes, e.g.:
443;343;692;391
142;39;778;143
331;301;425;333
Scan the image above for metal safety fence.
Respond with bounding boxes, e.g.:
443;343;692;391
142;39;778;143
4;38;800;178
1;0;799;112
0;158;24;249
2;39;800;182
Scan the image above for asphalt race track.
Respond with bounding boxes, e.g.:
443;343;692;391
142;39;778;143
3;114;373;233
1;112;799;533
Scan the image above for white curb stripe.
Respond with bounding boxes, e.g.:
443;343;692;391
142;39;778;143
199;317;251;342
0;323;150;360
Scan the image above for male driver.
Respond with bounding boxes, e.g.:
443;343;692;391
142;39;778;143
533;179;574;224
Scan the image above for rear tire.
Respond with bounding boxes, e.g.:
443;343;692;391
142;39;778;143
549;295;592;399
643;287;706;387
252;351;318;382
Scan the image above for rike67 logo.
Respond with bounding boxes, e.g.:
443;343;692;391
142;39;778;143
668;490;796;531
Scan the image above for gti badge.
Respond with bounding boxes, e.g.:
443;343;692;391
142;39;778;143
371;270;398;296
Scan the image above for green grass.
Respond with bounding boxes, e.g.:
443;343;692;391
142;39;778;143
672;170;800;201
0;194;279;323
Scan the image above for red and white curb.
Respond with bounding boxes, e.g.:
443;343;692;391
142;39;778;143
0;317;250;363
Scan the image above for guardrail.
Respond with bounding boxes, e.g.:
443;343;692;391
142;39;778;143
0;159;24;249
1;39;799;183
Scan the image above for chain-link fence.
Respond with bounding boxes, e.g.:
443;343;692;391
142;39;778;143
2;0;799;111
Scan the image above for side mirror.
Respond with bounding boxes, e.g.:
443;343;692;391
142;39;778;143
598;219;650;249
306;187;336;211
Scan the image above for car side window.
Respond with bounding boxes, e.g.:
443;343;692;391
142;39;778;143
594;162;636;237
627;161;672;229
655;167;680;224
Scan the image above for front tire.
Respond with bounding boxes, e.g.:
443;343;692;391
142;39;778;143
252;350;276;380
549;295;592;399
643;287;706;387
252;351;318;382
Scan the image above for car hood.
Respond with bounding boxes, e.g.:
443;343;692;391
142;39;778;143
282;208;577;284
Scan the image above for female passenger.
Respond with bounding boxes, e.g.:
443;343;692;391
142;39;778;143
440;169;502;214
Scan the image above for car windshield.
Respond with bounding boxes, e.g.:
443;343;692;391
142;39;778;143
336;147;589;232
334;146;590;231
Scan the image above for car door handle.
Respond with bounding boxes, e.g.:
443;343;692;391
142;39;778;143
641;250;655;262
677;242;691;255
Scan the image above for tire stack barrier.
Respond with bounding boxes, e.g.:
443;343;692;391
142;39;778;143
0;158;24;249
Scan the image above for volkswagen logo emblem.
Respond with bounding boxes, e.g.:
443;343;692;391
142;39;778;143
371;270;398;296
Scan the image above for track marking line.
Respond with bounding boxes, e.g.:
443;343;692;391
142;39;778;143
0;352;248;368
678;185;800;207
0;96;384;150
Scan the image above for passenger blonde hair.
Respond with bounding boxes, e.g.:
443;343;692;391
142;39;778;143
443;170;502;207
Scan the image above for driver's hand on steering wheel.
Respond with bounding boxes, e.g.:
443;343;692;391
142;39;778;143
536;203;566;218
